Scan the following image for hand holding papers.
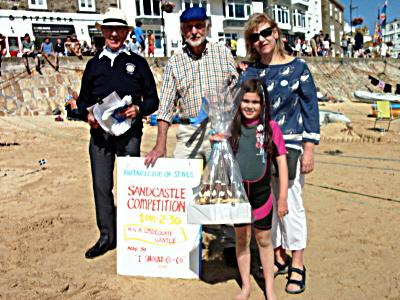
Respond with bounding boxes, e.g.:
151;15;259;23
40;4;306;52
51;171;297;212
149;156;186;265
87;91;134;136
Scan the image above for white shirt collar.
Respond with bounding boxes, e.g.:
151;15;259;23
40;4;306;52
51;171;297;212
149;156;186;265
99;45;131;67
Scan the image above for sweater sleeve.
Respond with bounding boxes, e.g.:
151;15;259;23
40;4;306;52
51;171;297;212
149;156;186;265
298;63;320;145
76;59;94;121
136;57;159;116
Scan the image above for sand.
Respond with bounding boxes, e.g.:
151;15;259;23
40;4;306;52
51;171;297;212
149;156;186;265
1;101;399;300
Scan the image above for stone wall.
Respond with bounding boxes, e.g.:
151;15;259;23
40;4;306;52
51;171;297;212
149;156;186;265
0;0;27;10
0;57;84;116
0;56;399;117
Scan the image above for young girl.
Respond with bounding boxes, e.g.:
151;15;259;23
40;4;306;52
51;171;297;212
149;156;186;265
230;79;288;300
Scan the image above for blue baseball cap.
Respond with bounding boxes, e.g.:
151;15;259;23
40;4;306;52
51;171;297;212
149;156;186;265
180;7;208;23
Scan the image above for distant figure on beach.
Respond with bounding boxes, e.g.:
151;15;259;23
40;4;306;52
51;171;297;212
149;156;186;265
240;12;320;295
64;35;83;59
21;33;41;75
231;37;237;58
134;21;145;54
230;79;288;300
76;8;159;259
54;38;65;57
354;30;364;58
340;35;348;57
64;90;80;120
39;37;59;71
380;42;388;58
0;33;5;76
128;35;141;54
147;30;155;57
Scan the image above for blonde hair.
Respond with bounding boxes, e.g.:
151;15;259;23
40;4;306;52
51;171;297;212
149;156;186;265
244;13;286;62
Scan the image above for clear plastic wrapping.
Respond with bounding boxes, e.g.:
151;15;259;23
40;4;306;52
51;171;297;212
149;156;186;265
188;87;251;224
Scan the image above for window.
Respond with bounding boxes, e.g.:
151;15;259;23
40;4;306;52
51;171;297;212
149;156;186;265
293;10;306;28
272;5;290;25
224;32;237;40
339;11;342;23
226;0;252;19
143;0;160;16
330;25;335;43
79;0;95;12
28;0;47;10
329;3;332;17
136;0;141;15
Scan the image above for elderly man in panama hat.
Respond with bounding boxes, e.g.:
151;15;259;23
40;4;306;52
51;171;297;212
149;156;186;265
76;7;159;259
145;6;238;165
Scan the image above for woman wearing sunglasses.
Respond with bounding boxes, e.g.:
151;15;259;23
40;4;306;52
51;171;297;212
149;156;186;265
239;13;320;295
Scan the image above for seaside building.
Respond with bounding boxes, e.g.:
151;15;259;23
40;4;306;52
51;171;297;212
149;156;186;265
0;0;330;58
264;0;322;45
0;0;112;56
320;0;345;55
382;19;400;58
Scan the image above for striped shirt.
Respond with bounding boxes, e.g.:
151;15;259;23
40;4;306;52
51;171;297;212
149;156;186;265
157;41;238;122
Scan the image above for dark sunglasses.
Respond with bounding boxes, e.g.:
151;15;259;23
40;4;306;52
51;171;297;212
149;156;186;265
249;27;273;43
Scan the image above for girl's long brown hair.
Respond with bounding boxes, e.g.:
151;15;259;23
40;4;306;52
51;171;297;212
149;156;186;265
230;79;274;156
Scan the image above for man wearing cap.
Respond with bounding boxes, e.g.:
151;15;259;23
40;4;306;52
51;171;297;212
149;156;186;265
76;7;159;259
145;6;238;165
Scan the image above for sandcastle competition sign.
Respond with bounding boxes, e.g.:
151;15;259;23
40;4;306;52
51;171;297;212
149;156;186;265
117;157;202;279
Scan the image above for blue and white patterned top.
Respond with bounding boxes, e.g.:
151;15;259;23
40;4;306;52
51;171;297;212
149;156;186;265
239;58;320;147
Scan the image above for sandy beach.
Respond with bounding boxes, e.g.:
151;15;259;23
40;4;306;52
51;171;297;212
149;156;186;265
0;100;399;299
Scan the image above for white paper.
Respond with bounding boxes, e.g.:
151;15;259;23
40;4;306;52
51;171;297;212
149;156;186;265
87;91;133;136
116;157;202;279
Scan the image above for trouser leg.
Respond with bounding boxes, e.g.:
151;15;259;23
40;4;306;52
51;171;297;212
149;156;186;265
89;131;116;243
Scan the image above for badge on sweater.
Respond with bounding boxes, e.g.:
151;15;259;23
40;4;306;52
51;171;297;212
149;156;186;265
125;63;136;74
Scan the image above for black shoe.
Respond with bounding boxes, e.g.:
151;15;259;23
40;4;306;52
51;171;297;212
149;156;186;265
85;238;116;259
26;67;31;75
36;66;42;75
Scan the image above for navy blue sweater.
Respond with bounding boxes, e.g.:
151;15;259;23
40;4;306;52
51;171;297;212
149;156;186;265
239;58;320;146
77;50;159;131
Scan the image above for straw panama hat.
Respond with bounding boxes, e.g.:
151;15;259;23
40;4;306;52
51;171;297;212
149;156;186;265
95;7;133;30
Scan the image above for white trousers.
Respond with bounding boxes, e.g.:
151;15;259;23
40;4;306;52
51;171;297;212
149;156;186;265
271;159;307;251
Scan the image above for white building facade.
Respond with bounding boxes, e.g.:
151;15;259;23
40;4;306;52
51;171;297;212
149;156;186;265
119;0;264;57
382;19;400;58
0;0;325;57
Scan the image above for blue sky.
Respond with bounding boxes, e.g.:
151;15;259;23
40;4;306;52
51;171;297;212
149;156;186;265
340;0;400;33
